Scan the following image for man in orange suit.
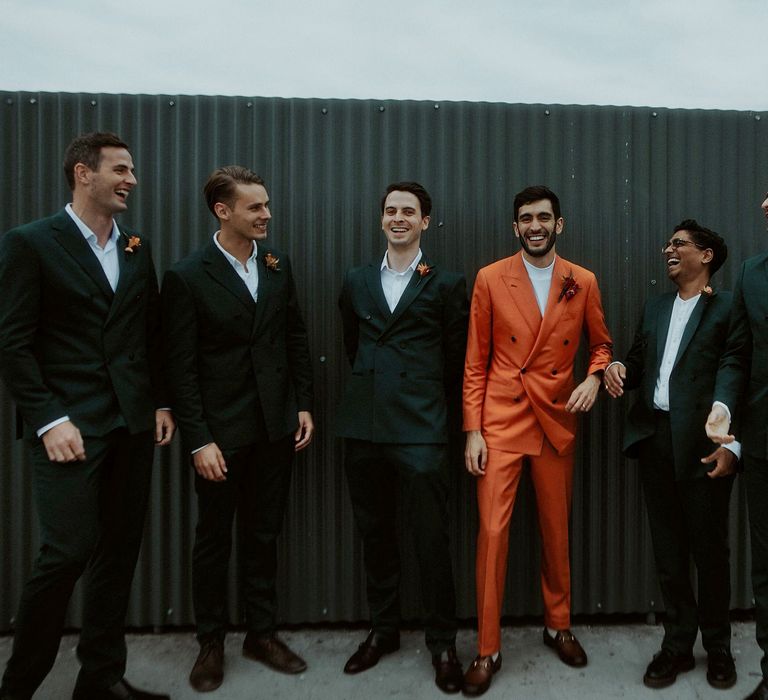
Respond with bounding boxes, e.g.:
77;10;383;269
462;185;612;696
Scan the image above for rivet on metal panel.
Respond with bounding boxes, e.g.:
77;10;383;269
650;600;655;607
434;104;439;110
169;100;175;107
437;222;444;227
319;355;326;363
5;98;12;105
166;607;173;616
322;108;328;114
651;112;658;118
29;98;37;105
378;106;385;112
246;101;253;108
597;602;602;608
544;109;550;116
756;115;762;121
650;279;657;285
90;100;97;106
322;607;328;615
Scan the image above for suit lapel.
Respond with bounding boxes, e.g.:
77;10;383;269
250;250;279;334
655;294;674;366
673;293;711;368
535;256;570;346
51;211;113;301
364;262;392;319
108;231;140;321
203;242;257;311
383;256;434;333
500;253;541;337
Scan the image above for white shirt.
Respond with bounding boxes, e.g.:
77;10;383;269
38;206;122;437
522;255;555;316
380;249;423;312
214;231;259;301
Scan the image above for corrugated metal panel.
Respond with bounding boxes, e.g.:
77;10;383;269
1;92;765;631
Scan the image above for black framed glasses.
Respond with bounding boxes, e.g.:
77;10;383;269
661;237;705;253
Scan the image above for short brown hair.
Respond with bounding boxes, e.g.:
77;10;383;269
203;166;265;217
63;132;129;191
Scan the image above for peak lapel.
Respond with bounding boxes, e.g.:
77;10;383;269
364;262;391;319
108;234;141;321
383;258;434;334
203;243;257;311
250;251;279;334
534;256;570;347
52;213;113;301
500;254;541;338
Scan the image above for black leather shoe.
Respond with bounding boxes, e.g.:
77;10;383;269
432;646;463;694
242;632;307;674
343;631;400;674
189;637;225;692
642;648;695;689
72;678;169;699
746;678;768;699
542;628;588;667
706;648;736;689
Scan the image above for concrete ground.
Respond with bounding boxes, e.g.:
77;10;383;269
0;622;763;699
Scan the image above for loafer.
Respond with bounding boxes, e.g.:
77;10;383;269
242;632;307;674
343;631;400;674
189;637;224;692
642;648;695;689
543;628;588;667
746;679;768;700
72;678;169;699
706;648;736;689
432;646;463;694
462;654;501;697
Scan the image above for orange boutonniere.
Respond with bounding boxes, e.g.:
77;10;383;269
558;270;580;302
416;261;433;278
700;285;713;296
264;252;280;272
124;235;141;253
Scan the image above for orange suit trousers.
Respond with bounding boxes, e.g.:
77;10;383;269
475;439;574;655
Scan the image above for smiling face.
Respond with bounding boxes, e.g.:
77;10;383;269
381;190;430;251
663;230;712;285
513;198;563;263
78;146;136;215
216;182;271;243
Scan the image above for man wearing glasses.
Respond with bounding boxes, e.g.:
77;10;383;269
706;193;768;700
605;220;738;691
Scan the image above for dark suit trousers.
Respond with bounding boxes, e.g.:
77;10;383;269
192;435;294;641
637;412;734;654
1;429;154;699
344;439;457;654
744;456;768;679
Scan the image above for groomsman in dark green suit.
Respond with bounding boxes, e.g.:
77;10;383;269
337;182;468;694
707;192;768;700
0;133;175;700
161;166;314;693
604;220;737;691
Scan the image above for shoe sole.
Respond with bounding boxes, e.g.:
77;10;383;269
643;658;695;689
342;644;400;674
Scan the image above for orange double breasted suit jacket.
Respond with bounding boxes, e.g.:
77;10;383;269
463;252;612;457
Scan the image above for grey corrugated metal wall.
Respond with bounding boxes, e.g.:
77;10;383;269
1;92;766;632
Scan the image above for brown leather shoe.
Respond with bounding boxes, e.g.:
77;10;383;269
242;633;307;674
343;631;400;674
462;654;501;697
189;638;224;692
432;646;463;694
543;628;588;667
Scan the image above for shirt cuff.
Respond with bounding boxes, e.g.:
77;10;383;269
37;416;70;437
722;440;742;459
191;443;212;455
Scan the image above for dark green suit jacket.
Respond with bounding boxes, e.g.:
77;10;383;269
0;209;164;438
621;289;734;479
714;254;768;460
161;242;313;452
336;256;468;444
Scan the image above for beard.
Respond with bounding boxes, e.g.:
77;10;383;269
518;229;557;258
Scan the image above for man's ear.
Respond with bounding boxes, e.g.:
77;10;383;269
73;162;90;186
213;201;230;221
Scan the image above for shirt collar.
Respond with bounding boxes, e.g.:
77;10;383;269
213;231;258;268
65;203;120;247
380;248;423;273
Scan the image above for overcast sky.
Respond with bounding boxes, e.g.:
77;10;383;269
0;0;764;111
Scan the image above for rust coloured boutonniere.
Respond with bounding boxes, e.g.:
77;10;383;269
558;270;580;302
264;252;280;272
700;285;713;296
416;261;433;279
124;235;141;253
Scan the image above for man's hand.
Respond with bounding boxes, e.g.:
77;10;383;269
193;443;227;481
295;411;314;451
705;404;735;445
41;420;86;463
603;363;626;398
155;409;176;445
465;430;488;477
566;374;601;413
701;446;738;478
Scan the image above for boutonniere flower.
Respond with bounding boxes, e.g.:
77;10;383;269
558;270;581;302
700;285;713;296
264;252;280;272
123;234;141;253
416;261;433;281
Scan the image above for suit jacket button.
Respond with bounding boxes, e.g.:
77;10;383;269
511;336;516;342
552;398;558;403
514;396;520;402
365;314;372;320
521;367;527;374
551;369;557;375
563;339;569;345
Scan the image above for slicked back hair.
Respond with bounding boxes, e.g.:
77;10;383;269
204;166;265;217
